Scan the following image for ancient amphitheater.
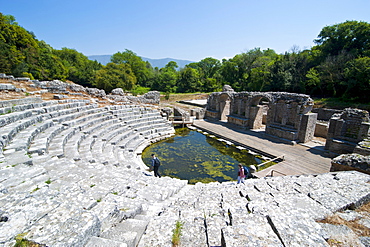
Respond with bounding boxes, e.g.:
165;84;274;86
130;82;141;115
0;76;369;247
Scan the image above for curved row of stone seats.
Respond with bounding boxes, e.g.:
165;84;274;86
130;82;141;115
0;97;42;107
6;103;97;154
29;103;173;170
122;125;172;154
0;99;188;246
45;107;110;158
2;112;186;246
70;106;173;167
138;171;370;247
0;100;57;127
77;119;125;164
0;100;90;162
50;104;168;166
62;115;117;162
2;106;99;167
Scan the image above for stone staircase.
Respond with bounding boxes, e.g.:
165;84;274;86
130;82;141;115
138;171;370;247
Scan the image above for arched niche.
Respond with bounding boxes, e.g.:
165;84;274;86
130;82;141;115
219;93;232;121
247;94;272;129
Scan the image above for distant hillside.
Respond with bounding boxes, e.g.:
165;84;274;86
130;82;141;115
88;55;194;68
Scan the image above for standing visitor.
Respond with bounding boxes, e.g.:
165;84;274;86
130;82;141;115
151;154;161;178
237;163;245;184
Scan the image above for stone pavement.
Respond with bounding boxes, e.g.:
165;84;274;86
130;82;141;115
192;119;332;177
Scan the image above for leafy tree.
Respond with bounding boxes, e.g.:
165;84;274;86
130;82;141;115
343;57;370;102
219;58;240;90
178;67;201;93
269;56;293;92
248;56;273;91
54;48;102;86
164;61;179;71
153;61;178;93
0;13;38;76
35;41;68;80
111;49;152;86
314;51;354;96
315;20;370;58
305;68;322;95
197;57;221;79
93;62;136;92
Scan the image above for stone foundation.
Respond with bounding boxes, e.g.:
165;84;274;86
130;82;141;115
325;108;370;156
331;153;370;175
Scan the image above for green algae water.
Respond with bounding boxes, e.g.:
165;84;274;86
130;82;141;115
142;128;265;184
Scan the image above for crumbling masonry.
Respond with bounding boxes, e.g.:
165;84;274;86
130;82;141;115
205;85;317;144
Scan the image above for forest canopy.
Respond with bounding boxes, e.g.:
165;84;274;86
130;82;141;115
1;12;369;102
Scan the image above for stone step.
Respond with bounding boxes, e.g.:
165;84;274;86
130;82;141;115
100;219;148;247
137;215;179;247
85;236;128;247
0;97;48;113
24;203;100;246
60;114;114;161
5;119;55;153
27;105;99;155
221;219;283;246
0;163;48;191
47;108;105;157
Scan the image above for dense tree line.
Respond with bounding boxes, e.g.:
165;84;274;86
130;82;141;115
0;14;102;87
1;12;369;102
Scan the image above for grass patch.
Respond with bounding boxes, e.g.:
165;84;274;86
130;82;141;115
14;233;43;247
172;220;184;247
131;86;151;96
45;178;51;184
31;186;40;193
160;92;209;102
313;97;370;111
317;201;370;246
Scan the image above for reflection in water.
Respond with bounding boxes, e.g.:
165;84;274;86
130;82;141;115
142;128;266;184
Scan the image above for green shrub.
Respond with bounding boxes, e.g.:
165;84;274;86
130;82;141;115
172;220;183;246
131;86;150;96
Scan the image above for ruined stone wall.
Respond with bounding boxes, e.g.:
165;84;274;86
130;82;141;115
331;153;370;174
325;108;370;156
312;108;342;121
205;87;316;143
315;122;329;138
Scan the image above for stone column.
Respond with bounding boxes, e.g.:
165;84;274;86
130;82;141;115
248;106;264;129
298;113;317;143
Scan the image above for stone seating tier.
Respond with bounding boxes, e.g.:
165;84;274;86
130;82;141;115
0;98;186;246
139;171;370;247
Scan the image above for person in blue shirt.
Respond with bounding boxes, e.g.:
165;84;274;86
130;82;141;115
151;154;161;178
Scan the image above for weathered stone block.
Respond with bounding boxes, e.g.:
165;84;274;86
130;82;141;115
298;113;317;143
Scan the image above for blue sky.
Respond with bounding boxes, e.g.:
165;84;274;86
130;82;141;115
1;0;369;61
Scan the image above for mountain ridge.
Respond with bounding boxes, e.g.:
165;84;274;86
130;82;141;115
87;55;195;68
